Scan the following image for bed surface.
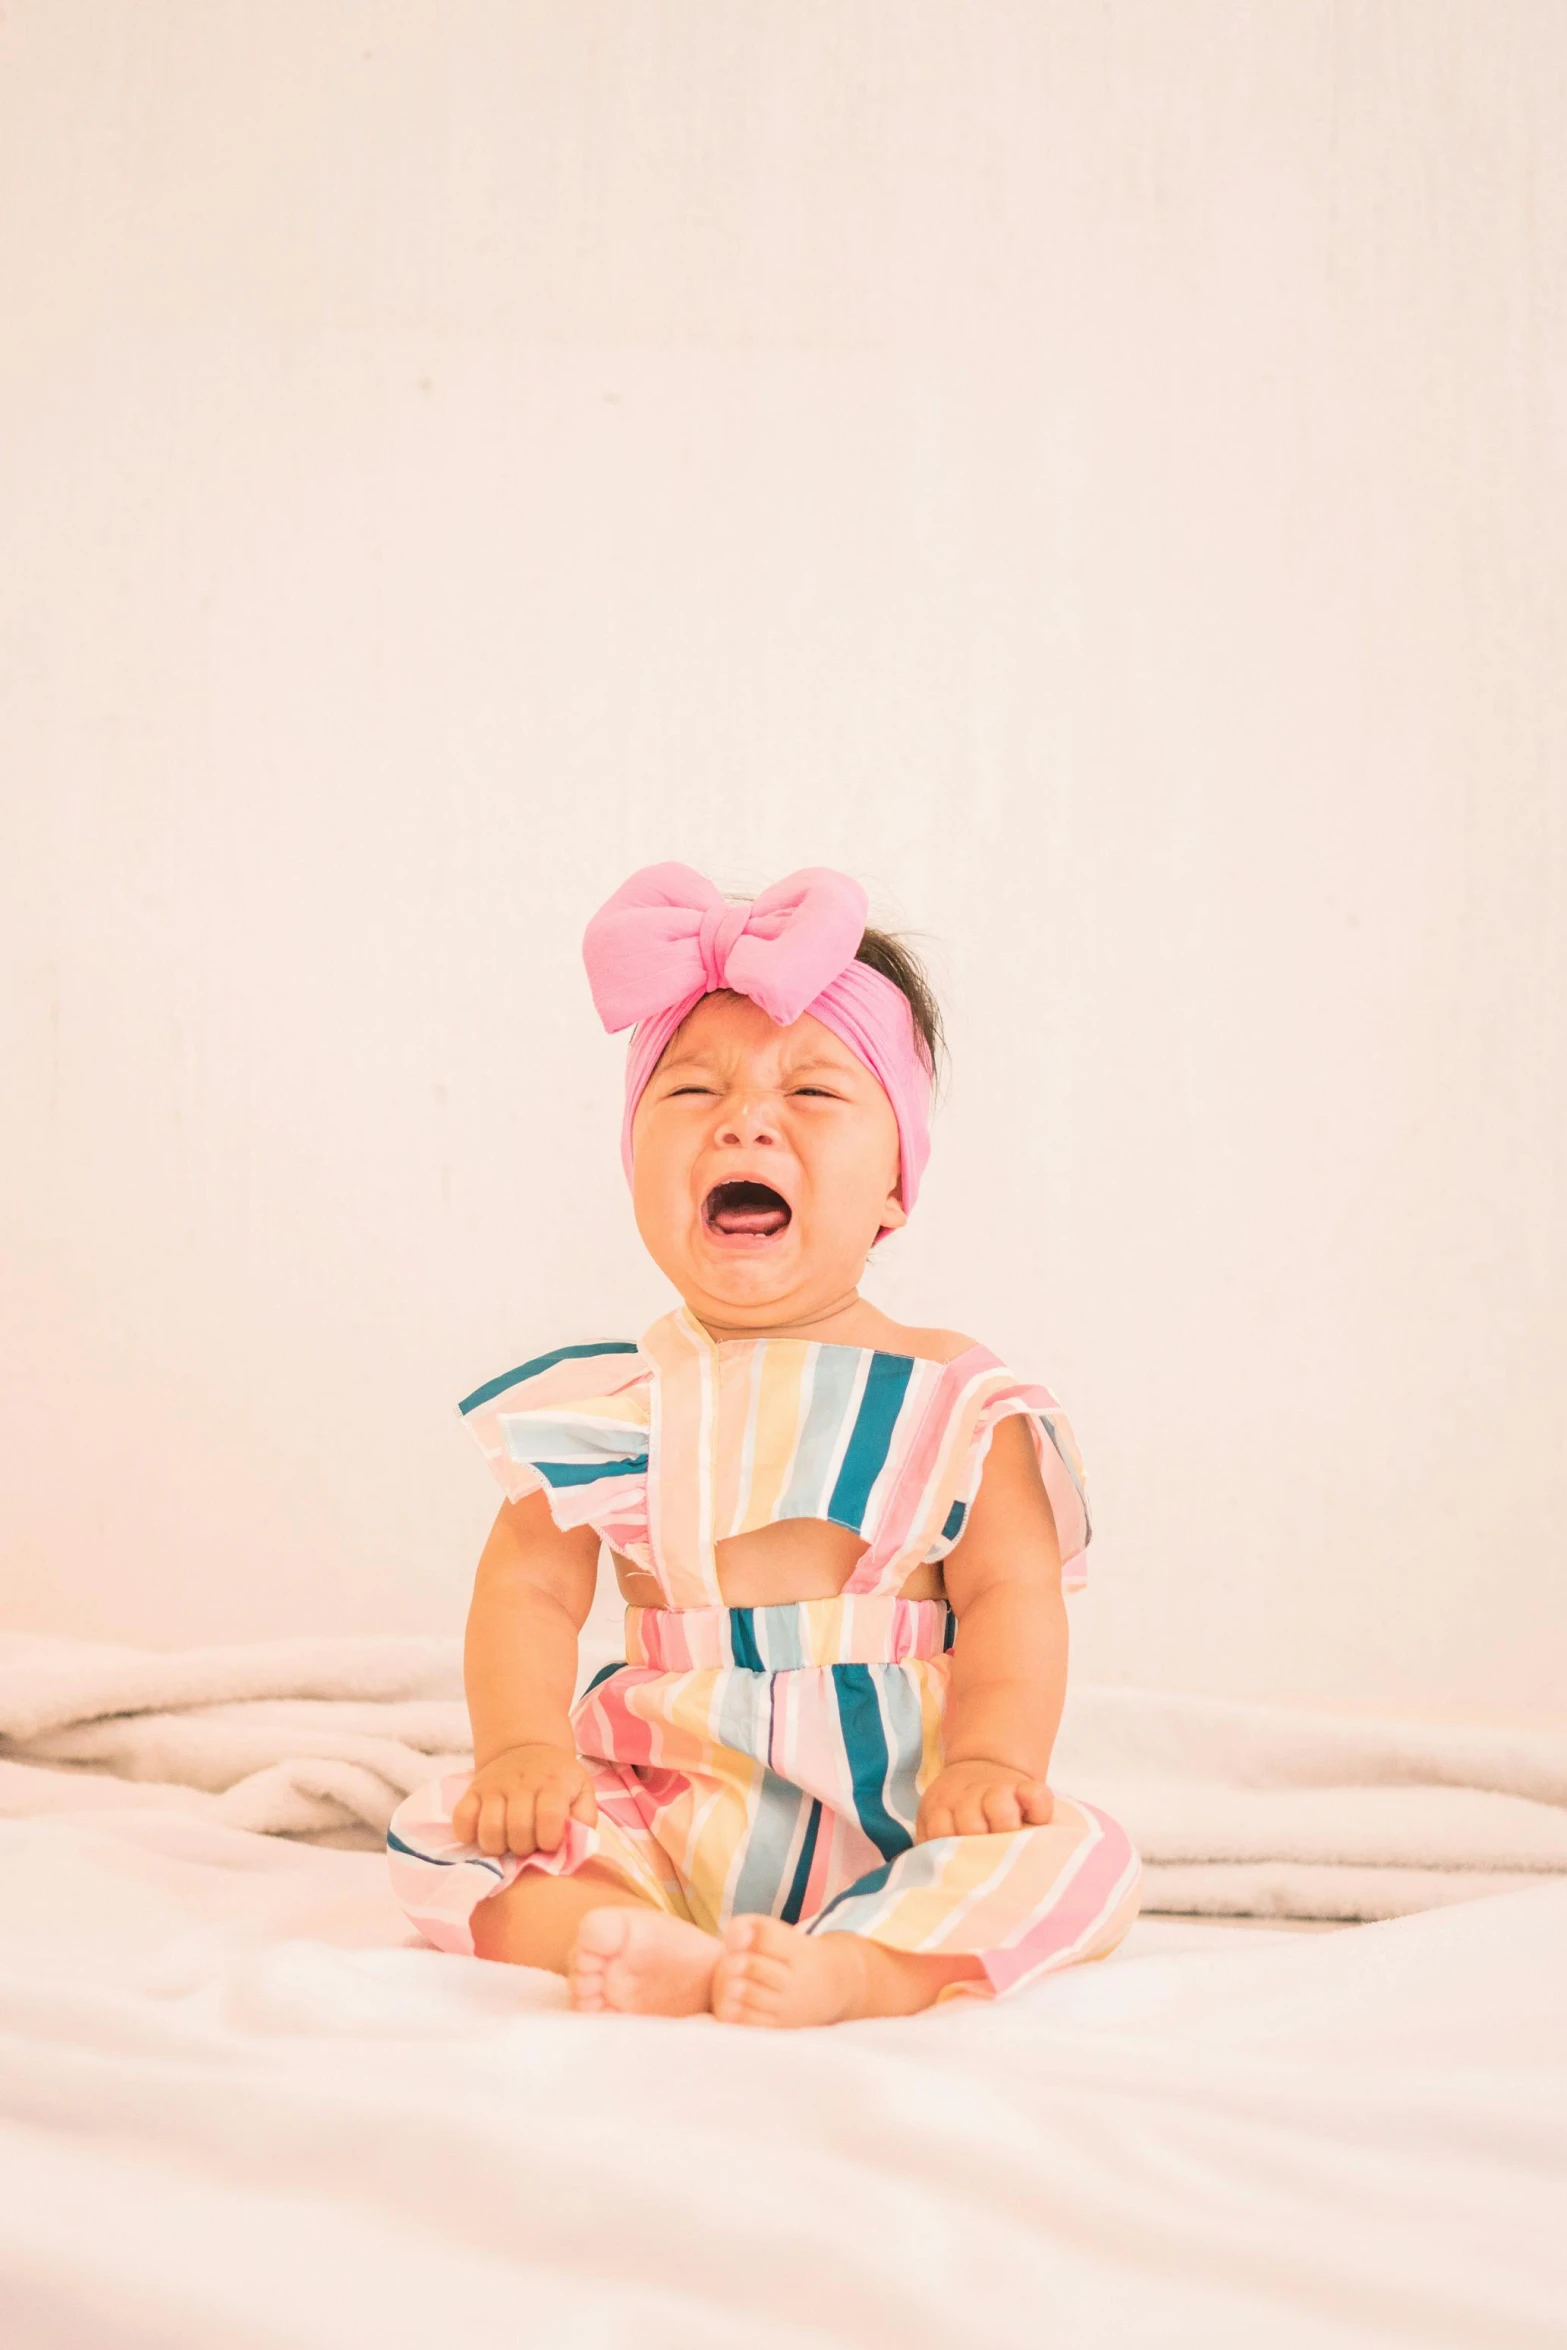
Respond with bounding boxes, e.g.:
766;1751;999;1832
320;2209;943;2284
0;1801;1562;2349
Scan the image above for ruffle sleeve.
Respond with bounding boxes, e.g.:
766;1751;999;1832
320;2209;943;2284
927;1371;1093;1592
455;1339;651;1537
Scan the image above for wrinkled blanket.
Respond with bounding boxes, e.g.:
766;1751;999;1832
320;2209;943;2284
2;1626;1563;1920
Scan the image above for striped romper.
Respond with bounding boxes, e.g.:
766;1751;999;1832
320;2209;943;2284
386;1304;1143;1999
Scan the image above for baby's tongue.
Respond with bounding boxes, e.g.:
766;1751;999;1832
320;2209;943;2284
711;1197;789;1236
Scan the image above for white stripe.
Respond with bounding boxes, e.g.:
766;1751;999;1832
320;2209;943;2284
730;1338;768;1537
695;1337;717;1594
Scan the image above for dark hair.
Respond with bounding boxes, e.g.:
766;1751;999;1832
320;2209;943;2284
856;924;947;1092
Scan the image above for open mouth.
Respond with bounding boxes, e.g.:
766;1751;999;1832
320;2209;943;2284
702;1179;792;1240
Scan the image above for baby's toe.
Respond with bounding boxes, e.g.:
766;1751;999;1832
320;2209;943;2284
713;1965;775;2024
712;1946;793;2023
722;1915;796;1959
566;1950;609;2011
574;1906;634;1959
718;1915;767;1956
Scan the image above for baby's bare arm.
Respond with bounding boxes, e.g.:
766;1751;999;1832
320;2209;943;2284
920;1412;1069;1837
465;1491;598;1760
453;1494;602;1855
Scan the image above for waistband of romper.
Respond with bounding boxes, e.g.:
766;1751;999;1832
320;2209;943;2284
623;1594;956;1672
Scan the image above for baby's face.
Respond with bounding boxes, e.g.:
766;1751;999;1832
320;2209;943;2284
630;991;908;1327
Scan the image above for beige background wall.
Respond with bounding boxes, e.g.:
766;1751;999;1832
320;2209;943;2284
2;3;1562;1726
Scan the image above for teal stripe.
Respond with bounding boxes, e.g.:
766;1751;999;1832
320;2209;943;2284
458;1341;638;1417
386;1827;503;1880
831;1663;913;1862
827;1353;914;1528
535;1455;648;1488
728;1608;763;1671
940;1496;967;1542
779;1798;823;1924
810;1854;892;1921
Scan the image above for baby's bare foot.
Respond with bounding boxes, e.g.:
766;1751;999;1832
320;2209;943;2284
567;1906;722;2016
711;1916;869;2028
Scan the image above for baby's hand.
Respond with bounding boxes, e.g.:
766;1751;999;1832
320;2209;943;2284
916;1759;1054;1841
451;1743;598;1858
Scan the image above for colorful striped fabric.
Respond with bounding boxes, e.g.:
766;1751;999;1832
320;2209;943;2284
386;1306;1142;1999
454;1303;1094;1609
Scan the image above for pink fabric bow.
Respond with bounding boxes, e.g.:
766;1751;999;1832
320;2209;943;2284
581;861;932;1232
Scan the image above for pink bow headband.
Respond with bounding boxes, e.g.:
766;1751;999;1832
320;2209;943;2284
581;862;933;1234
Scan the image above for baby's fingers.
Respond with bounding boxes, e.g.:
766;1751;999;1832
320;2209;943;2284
980;1783;1024;1832
533;1786;568;1853
952;1791;995;1836
569;1781;598;1828
451;1785;481;1842
475;1789;513;1858
917;1802;956;1844
1019;1780;1055;1826
504;1787;539;1857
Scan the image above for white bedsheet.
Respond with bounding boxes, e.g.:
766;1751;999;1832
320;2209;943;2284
0;1797;1561;2348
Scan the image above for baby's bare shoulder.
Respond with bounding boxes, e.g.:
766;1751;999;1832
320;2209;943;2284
879;1320;984;1367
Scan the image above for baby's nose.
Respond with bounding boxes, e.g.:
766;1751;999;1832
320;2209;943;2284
717;1100;779;1146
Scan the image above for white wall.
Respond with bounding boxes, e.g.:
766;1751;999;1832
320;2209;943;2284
2;2;1563;1728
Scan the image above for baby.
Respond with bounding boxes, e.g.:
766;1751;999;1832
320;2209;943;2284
387;862;1142;2024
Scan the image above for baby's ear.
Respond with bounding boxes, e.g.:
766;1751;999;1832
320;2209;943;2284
878;1185;909;1232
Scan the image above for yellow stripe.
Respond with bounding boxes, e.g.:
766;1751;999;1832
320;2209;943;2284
738;1341;810;1532
506;1390;651;1427
914;1659;948;1799
853;1828;1024;1953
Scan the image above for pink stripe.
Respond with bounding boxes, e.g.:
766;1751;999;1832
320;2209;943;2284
841;1352;1000;1594
597;1763;690;1840
574;1668;666;1769
800;1804;836;1916
979;1802;1143;1995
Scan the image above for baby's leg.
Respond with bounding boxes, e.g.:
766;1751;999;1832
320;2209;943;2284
712;1919;984;2027
472;1866;724;2016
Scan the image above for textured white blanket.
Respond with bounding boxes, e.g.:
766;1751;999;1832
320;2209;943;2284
0;1796;1562;2349
2;1627;1563;1921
